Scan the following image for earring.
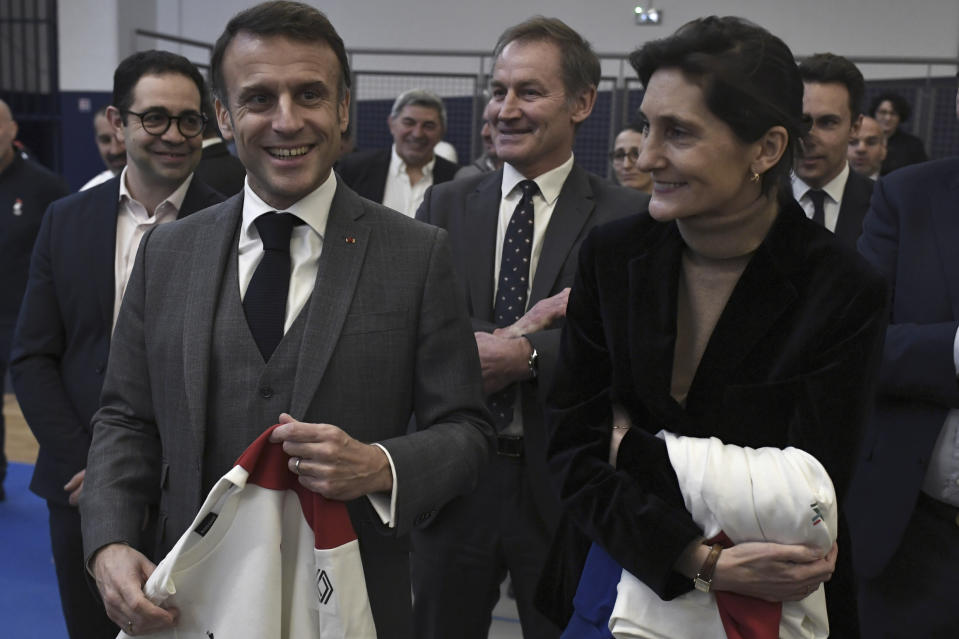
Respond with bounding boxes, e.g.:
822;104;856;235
749;170;761;183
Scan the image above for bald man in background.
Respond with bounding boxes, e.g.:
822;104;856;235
0;99;69;501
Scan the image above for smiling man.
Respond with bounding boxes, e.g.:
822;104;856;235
338;88;458;216
77;3;491;638
10;50;222;639
792;53;873;249
80;106;127;191
413;17;646;639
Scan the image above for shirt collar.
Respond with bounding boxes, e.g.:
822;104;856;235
501;153;574;205
241;171;336;241
389;144;435;179
791;162;850;204
201;137;223;149
117;166;194;215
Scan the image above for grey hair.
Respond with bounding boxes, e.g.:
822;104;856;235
389;88;447;130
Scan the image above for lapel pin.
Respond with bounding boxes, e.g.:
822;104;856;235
345;236;356;244
12;198;23;216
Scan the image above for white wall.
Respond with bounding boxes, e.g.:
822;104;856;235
61;0;959;91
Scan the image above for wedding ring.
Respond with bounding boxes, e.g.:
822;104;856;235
293;457;302;475
126;619;134;634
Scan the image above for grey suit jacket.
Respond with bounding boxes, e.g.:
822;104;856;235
80;180;492;565
416;164;647;527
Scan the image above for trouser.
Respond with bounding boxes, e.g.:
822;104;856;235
47;501;119;639
411;448;561;639
857;492;959;638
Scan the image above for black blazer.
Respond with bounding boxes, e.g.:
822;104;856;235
416;164;648;529
541;194;887;614
835;168;874;249
338;146;458;204
848;157;959;579
9;174;223;504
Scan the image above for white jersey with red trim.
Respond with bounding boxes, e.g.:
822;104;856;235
117;425;376;639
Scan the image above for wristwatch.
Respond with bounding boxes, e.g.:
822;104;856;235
525;340;539;380
693;544;724;593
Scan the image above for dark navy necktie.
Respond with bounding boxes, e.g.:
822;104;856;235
244;212;298;360
488;179;537;429
808;189;826;226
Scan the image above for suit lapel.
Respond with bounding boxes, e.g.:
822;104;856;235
463;172;502;321
92;178;121;331
180;177;224;217
686;209;799;409
835;171;872;243
529;165;594;306
182;199;242;451
932;171;959;318
290;184;370;417
627;224;683;418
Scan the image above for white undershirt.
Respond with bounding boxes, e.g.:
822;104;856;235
381;144;436;217
114;168;192;330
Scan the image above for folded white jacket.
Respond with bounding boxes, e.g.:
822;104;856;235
609;432;837;639
116;426;376;639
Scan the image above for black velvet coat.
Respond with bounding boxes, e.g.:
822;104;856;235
540;194;888;624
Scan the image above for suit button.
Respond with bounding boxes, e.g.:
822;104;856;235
260;386;274;399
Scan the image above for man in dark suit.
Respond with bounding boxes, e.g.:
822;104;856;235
78;4;491;638
337;88;458;217
194;97;246;196
413;17;646;639
848;156;959;636
0;98;69;502
792;53;873;251
10;51;222;639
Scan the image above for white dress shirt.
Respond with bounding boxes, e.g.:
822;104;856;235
791;163;850;233
495;154;575;435
114;168;192;329
239;173;398;526
381;145;436;217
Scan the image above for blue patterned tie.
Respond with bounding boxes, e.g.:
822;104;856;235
244;212;298;360
488;179;537;429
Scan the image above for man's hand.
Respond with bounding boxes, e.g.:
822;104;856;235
474;331;533;394
92;543;177;635
494;287;570;338
64;469;85;506
270;413;393;500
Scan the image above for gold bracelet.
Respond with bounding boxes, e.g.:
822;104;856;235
693;543;723;593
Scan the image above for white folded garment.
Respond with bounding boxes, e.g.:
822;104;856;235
609;432;837;639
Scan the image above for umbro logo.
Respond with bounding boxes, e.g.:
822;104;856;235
316;569;334;605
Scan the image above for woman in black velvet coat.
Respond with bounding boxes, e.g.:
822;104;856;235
540;16;888;637
872;91;927;175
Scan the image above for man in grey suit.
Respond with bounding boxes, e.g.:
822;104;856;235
413;17;647;639
79;3;492;638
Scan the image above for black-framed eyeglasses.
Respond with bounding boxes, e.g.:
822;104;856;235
609;148;640;164
124;109;207;138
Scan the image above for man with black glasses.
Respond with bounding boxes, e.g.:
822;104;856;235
9;49;222;639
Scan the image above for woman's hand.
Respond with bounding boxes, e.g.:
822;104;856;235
711;540;838;602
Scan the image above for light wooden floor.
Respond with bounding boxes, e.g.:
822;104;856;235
4;393;37;464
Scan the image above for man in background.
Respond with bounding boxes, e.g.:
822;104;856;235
414;17;645;639
80;106;126;191
338;88;458;216
792;53;873;250
10;50;222;639
0;98;69;502
848;115;886;180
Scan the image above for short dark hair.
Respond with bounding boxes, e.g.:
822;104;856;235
630;16;805;195
211;1;350;107
798;53;865;118
870;91;912;123
112;50;205;121
622;117;645;135
493;16;600;102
